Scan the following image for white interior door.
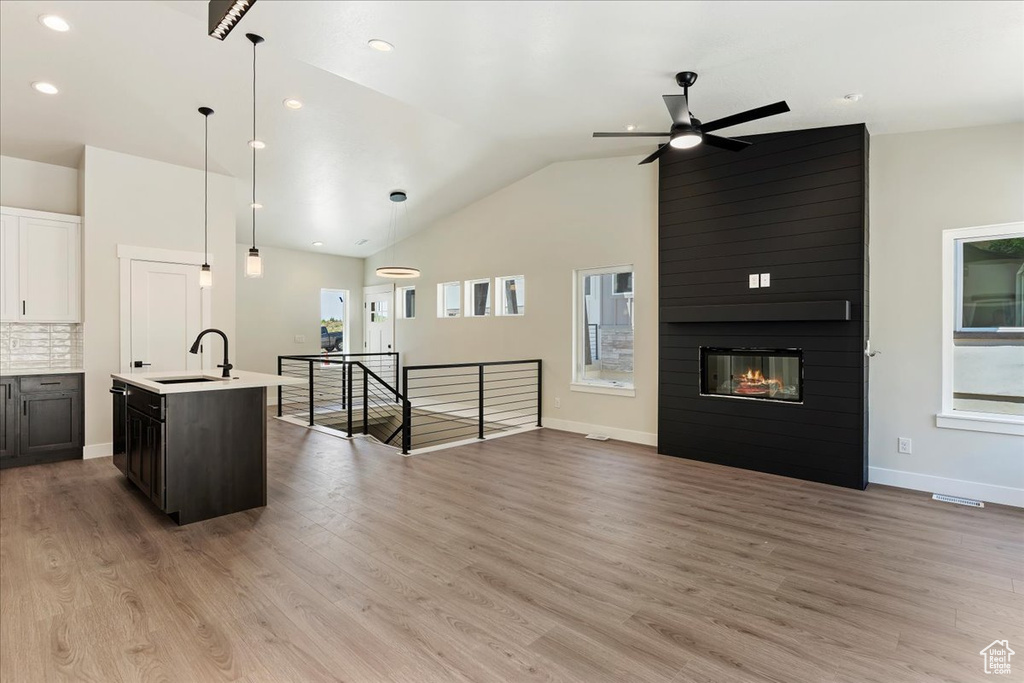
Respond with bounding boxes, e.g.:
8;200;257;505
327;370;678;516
130;260;202;372
363;284;394;354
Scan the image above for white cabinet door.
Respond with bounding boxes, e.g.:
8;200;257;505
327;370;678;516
0;215;19;322
18;217;81;322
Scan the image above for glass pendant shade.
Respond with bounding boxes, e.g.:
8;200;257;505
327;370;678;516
200;263;213;288
245;247;263;278
375;266;420;279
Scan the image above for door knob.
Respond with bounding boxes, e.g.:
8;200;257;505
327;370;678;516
133;361;152;368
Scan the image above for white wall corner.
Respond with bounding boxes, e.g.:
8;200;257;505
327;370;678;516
84;442;113;460
869;466;1024;508
543;418;657;447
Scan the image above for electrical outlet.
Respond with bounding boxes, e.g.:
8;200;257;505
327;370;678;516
748;274;760;289
294;335;305;343
554;397;561;409
760;273;771;287
898;437;912;454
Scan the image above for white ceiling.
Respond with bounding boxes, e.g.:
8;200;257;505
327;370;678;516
2;1;1021;257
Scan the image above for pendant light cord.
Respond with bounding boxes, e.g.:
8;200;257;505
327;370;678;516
251;38;257;250
204;112;209;264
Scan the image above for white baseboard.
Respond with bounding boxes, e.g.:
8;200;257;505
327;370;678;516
543;418;657;447
869;466;1023;508
84;442;112;460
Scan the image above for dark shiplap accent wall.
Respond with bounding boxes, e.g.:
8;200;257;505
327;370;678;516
658;124;868;489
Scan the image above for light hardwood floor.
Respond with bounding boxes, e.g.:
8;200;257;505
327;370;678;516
2;422;1022;682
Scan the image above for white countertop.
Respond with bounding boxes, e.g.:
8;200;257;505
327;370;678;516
111;369;302;395
1;368;85;376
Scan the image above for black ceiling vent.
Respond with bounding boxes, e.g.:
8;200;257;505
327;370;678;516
209;0;256;41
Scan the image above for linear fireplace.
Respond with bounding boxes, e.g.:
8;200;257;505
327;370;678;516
700;347;803;403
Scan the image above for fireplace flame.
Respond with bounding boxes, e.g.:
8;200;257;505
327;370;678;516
734;367;783;396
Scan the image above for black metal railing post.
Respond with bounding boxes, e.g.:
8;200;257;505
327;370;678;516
536;359;543;427
478;364;485;439
277;356;283;417
362;365;369;436
346;362;353;437
402;366;410;455
308;360;315;426
394;352;401;401
342;356;347;409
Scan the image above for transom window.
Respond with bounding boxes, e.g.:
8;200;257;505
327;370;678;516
397;285;415;319
465;278;491;317
437;282;461;318
495;275;525;316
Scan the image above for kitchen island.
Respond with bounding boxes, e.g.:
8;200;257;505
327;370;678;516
110;370;301;525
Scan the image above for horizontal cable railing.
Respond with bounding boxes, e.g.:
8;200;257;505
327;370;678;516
278;354;542;455
401;359;542;454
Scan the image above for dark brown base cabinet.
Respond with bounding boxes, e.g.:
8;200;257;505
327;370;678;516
112;381;267;525
0;373;84;469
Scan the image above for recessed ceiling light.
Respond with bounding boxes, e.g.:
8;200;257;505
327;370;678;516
39;14;70;32
283;98;303;110
31;81;59;95
250;202;263;209
367;39;394;52
843;93;863;102
625;124;637;132
249;139;266;149
312;241;323;247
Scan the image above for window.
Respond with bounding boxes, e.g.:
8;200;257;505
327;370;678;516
495;275;525;316
320;288;348;353
398;285;416;319
465;278;491;317
573;265;634;394
940;223;1024;435
437;282;461;318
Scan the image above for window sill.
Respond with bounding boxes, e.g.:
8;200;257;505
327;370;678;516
570;382;635;397
935;412;1024;436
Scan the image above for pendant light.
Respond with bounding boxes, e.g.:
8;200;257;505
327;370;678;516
375;190;420;279
198;106;214;288
244;32;264;278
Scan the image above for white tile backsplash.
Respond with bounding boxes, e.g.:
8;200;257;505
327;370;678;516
0;322;83;371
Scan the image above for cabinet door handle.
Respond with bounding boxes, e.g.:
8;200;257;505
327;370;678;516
40;381;60;386
22;301;26;315
23;400;27;416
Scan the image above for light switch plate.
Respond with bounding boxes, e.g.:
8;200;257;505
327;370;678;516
748;274;760;289
294;335;306;343
760;273;771;287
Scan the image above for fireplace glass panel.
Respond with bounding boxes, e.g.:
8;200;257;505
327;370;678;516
700;348;802;403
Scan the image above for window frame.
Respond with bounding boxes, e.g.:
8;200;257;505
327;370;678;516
320;288;350;354
464;278;492;317
939;222;1024;435
494;275;526;317
397;285;416;320
571;264;635;397
436;281;461;318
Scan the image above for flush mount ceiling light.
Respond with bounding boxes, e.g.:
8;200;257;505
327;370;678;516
244;33;265;279
367;39;394;52
199;106;215;288
843;93;863;102
311;241;323;247
283;98;302;109
624;124;637;132
375;190;420;279
38;14;70;32
209;0;255;41
31;81;59;95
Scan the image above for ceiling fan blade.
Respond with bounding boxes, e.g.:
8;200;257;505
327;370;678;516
593;132;671;137
701;101;790;133
663;94;691;125
702;134;752;152
638;144;669;165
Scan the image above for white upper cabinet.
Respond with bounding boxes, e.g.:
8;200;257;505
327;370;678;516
0;208;82;323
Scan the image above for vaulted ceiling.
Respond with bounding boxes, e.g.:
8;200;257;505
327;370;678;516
1;1;1021;256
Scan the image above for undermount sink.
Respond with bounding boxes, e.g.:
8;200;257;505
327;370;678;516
153;377;221;385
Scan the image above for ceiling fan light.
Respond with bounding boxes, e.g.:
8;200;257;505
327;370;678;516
669;132;702;149
375;266;420;279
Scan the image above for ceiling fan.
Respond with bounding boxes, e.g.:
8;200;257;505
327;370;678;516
593;71;791;165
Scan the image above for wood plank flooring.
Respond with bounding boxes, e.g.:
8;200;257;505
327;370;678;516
2;422;1022;682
